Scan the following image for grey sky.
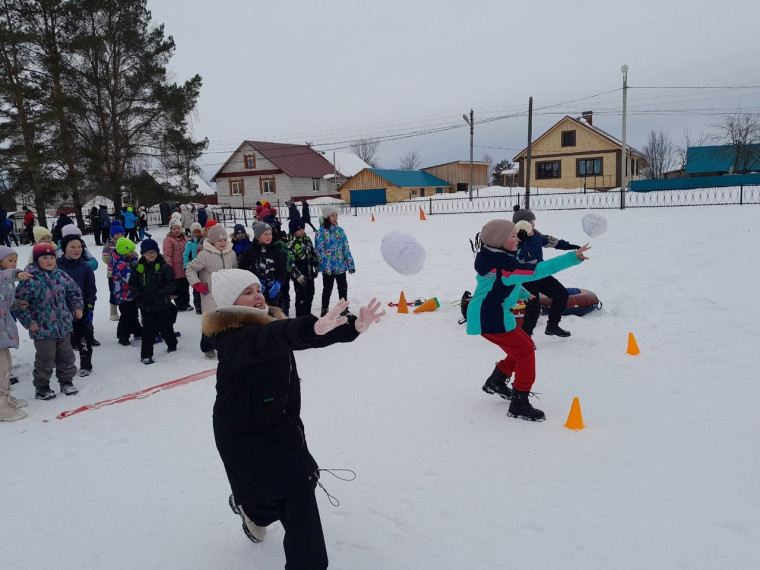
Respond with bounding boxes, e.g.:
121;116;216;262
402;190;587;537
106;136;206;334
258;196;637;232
149;0;760;181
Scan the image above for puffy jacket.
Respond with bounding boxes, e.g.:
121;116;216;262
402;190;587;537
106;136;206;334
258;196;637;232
517;230;579;264
110;251;138;304
13;265;83;340
57;255;97;310
162;231;188;279
286;234;319;281
183;238;201;269
129;253;176;313
102;239;117;277
315;224;354;275
238;240;287;294
0;269;26;349
185;239;238;313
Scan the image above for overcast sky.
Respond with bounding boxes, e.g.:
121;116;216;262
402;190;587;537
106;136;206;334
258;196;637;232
148;0;760;181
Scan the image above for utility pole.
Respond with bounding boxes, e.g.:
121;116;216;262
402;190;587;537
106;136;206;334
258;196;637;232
621;64;628;209
525;97;533;210
463;109;474;201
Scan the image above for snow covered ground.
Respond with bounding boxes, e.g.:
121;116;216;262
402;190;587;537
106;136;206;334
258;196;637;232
5;204;760;569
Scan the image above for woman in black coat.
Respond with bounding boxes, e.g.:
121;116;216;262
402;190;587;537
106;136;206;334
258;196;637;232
202;269;384;570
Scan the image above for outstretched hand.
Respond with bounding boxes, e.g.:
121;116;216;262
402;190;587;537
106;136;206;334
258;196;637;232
314;299;349;336
575;243;591;260
355;298;385;333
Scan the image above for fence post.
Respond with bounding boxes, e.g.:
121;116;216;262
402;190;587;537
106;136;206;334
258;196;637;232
429;197;433;215
740;184;744;205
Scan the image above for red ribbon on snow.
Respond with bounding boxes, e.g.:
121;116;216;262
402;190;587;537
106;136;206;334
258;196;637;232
55;368;217;420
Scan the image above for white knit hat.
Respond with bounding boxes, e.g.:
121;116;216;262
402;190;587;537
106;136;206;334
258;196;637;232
61;224;82;238
169;218;182;228
321;204;339;218
211;269;261;307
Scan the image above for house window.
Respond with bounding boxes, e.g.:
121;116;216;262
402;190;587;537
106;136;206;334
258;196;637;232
244;154;256;169
260;177;276;195
561;130;576;147
577;158;602;176
312;178;320;192
420;188;426;197
536;161;561;179
230;179;244;196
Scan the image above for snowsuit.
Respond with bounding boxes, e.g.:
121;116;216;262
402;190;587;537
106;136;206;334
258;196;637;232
466;246;582;391
315;222;354;314
110;251;142;341
516;230;580;335
287;233;319;317
129;253;178;359
0;269;25;399
122;209;138;241
163;231;190;310
14;264;83;390
203;306;362;570
57;255;97;372
238;239;287;308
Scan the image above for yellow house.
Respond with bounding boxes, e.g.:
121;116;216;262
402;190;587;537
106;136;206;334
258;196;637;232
513;113;647;190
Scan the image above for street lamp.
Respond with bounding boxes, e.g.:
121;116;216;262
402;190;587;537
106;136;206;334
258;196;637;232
463;109;474;201
620;64;628;209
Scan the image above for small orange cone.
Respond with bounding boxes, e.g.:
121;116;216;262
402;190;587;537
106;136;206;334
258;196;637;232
627;332;640;355
419;207;427;221
371;214;375;222
397;291;409;314
412;297;439;313
564;397;585;430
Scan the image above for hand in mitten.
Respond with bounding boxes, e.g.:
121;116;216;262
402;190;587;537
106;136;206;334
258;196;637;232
348;269;355;275
355;298;386;333
517;229;529;241
267;280;281;298
296;275;307;286
314;300;349;335
85;309;94;324
192;282;209;295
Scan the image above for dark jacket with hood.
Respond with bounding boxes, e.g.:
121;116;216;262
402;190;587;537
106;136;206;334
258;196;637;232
128;252;176;313
57;253;97;309
203;306;360;503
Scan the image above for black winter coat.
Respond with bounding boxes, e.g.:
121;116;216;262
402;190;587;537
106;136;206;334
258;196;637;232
57;255;97;309
238;240;287;302
203;307;360;504
128;253;176;313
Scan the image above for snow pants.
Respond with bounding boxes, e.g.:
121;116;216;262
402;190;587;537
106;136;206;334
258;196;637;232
117;301;142;341
140;309;177;359
72;321;93;371
293;279;315;317
32;336;77;389
241;486;328;570
174;277;190;310
521;275;569;335
321;272;347;312
482;328;536;392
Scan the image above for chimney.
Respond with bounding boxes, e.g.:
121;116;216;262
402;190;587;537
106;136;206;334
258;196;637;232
581;111;593;126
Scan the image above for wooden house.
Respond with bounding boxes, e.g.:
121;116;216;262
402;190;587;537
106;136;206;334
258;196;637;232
421;160;490;192
512;112;647;190
339;169;452;205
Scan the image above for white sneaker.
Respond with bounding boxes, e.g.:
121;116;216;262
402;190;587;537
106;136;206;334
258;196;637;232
238;505;267;543
6;393;27;409
0;400;28;422
204;350;216;359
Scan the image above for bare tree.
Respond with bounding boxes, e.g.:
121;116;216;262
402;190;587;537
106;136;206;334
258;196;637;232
349;137;380;168
712;109;760;173
641;129;677;179
398;149;421;170
676;128;708;170
481;153;493;180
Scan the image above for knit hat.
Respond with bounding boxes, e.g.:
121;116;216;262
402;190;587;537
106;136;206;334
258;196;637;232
211;269;261;308
33;226;52;243
512;206;536;224
204;219;218;230
110;223;125;238
61;224;82;238
140;238;159;254
33;243;56;263
480;220;516;248
206;224;228;243
321;204;339;218
515;220;533;237
169;218;182;229
61;234;85;255
288;218;304;234
190;222;202;233
115;237;136;255
233;224;246;235
170;212;181;221
0;245;16;262
252;222;272;240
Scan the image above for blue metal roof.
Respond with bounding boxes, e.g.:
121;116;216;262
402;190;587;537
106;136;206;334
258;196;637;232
686;145;760;174
368;169;450;188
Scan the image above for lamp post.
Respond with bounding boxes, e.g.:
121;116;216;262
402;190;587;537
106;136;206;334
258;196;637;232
620;64;628;209
463;109;474;201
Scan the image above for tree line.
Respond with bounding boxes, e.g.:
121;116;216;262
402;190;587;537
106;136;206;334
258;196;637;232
0;0;207;228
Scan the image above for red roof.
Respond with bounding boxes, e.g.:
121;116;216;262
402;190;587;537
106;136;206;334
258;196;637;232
245;141;335;178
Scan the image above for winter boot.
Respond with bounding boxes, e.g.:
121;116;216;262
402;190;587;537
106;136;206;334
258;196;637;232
482;365;513;400
204;350;216;360
35;387;56;400
545;324;571;337
0;397;27;422
228;494;267;543
6;393;27;409
507;389;545;422
109;304;119;321
60;383;79;396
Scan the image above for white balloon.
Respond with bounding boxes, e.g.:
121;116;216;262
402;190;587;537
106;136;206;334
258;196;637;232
381;231;426;275
582;213;608;238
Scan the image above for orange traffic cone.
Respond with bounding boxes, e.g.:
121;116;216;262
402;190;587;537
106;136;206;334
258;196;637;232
564;397;585;430
397;291;409;314
627;332;640;355
419;207;427;221
371;214;376;222
412;297;439;313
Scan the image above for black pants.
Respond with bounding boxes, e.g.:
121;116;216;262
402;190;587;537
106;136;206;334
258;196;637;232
200;332;214;353
101;228;110;245
125;227;138;241
72;321;92;371
241;486;327;570
278;276;291;316
141;309;177;358
117;301;142;341
304;220;317;232
521;275;569;334
0;229;9;247
174;277;190;310
93;228;102;246
192;289;201;312
7;232;18;246
293;279;315;317
321;273;347;312
24;224;34;245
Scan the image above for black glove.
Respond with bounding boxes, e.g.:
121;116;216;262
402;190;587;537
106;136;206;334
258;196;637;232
517;229;529;241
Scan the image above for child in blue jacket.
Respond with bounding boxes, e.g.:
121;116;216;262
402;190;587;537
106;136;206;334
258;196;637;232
466;219;589;421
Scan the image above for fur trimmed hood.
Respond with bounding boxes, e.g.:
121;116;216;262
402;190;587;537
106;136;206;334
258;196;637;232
202;237;233;255
202;305;287;336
